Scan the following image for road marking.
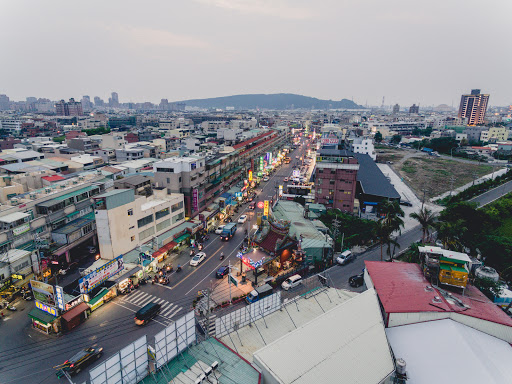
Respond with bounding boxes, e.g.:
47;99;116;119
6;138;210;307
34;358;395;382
129;291;144;301
129;292;149;305
155;283;173;290
110;301;168;327
137;296;155;307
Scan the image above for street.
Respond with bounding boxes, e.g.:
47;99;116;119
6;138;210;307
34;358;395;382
0;139;507;384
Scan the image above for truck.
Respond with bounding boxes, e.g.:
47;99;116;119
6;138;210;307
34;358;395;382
245;284;273;304
220;223;237;241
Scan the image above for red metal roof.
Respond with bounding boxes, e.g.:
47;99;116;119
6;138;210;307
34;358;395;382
365;261;512;327
61;302;89;322
152;241;178;259
41;175;65;182
233;132;273;150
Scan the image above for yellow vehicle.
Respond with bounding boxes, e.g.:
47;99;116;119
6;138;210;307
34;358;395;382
438;256;469;288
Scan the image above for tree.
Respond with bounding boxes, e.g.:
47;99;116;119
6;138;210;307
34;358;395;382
374;131;383;143
474;277;503;300
435;220;466;251
375;200;405;260
410;208;437;243
390;134;402;144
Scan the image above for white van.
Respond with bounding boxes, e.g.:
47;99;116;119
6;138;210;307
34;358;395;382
281;274;303;290
336;250;354;265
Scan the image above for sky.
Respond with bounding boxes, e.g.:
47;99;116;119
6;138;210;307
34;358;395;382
1;0;511;107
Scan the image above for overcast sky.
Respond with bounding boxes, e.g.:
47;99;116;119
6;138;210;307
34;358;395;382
1;0;511;106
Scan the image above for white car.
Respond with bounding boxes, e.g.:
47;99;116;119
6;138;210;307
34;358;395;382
283;177;289;182
263;176;269;182
215;225;226;235
190;252;206;266
238;215;247;224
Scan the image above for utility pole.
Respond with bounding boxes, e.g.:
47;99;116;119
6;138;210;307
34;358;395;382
449;176;455;196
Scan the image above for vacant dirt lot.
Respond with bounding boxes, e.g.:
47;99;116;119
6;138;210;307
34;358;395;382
376;147;494;198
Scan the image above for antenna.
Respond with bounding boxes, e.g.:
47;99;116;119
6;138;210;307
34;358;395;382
381;96;385;109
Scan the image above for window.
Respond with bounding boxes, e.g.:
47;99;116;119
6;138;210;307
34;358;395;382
156;219;170;232
318;169;323;173
317;189;322;194
156;208;169;220
179;177;182;182
128;209;133;216
171;201;184;212
172;212;184;224
137;214;154;228
131;236;135;241
139;227;155;240
330;180;335;185
166;178;170;183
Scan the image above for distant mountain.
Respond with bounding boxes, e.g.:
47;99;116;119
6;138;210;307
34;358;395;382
178;93;362;110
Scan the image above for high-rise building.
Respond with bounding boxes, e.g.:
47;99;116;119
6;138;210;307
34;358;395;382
94;96;104;107
314;148;359;212
392;104;400;114
458;89;489;126
409;104;419;114
0;94;10;111
55;98;83;116
109;92;119;107
81;95;92;111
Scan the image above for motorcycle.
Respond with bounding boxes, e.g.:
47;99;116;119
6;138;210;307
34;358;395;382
6;305;16;311
139;277;147;285
220;253;225;260
190;250;194;257
158;277;169;285
176;265;182;272
165;264;173;272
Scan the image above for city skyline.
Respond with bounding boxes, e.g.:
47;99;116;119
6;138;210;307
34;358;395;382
1;0;511;106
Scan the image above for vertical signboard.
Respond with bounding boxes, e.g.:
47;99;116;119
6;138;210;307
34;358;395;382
248;170;253;182
55;285;65;311
263;200;269;217
192;189;199;212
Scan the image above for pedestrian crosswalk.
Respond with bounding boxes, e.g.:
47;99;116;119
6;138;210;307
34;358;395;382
119;290;183;320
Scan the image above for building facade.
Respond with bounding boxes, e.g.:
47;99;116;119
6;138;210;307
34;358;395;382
314;149;359;212
55;98;84;117
458;89;489;126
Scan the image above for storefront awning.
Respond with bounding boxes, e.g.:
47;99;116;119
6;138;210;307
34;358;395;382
152;241;177;258
61;302;89;322
174;233;190;243
113;266;142;284
87;288;110;306
28;308;57;325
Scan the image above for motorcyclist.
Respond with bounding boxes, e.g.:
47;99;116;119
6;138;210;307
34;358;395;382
220;252;225;260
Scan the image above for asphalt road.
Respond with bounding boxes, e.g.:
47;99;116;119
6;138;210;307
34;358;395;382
2;139;508;384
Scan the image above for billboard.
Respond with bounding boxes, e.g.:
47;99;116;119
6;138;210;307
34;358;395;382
79;255;124;294
264;200;269;217
55;285;65;311
31;280;55;306
248;170;253;182
192;189;199;212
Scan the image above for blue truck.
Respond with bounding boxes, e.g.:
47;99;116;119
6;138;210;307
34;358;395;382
220;223;237;241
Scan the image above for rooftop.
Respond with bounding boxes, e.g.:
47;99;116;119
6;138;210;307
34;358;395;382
355;153;401;199
365;261;512;327
386;319;512;384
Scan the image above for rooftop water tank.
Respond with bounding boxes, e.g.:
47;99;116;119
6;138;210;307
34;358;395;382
475;266;499;282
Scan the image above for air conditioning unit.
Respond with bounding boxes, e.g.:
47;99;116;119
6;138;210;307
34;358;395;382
45;188;51;194
30;193;37;199
10;198;19;205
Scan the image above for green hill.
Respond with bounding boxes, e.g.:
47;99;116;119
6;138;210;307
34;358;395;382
178;93;362;110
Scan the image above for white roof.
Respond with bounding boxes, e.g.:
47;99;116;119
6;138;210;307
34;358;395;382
2;249;31;263
0;211;30;224
386;319;512;384
140;199;167;211
441;249;471;263
253;289;394;384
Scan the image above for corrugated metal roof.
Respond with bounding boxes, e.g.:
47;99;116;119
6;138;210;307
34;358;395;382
252;289;394;384
52;217;94;235
0;211;30;223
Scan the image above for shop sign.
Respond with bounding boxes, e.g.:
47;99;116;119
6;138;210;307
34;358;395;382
192;189;199;212
248;170;253;182
257;201;264;209
279;185;283;197
65;296;83;311
13;223;30;236
264;200;269;217
0;277;12;291
79;255;124;294
31;280;55;305
55;285;65;311
35;300;58;316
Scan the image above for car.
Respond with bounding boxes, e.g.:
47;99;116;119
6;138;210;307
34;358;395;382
349;273;364;288
336;250;355;265
215;225;226;234
216;265;230;279
134;302;161;325
57;347;103;377
263;176;269;182
86;246;96;254
190;252;206;266
238;215;247;224
281;274;302;290
399;201;413;207
248;202;256;210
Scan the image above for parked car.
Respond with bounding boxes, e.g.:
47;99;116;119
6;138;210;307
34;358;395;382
336;250;355;265
263;176;269;182
238;215;247;224
281;274;303;290
190;252;206;266
215;225;226;234
399;200;413;207
349;272;364;288
57;347;103;377
216;265;230;279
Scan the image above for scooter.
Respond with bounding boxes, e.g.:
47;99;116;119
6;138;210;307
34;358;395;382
176;265;182;272
220;253;225;261
6;305;16;311
165;264;173;272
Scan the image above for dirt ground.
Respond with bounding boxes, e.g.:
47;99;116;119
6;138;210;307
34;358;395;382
376;147;494;199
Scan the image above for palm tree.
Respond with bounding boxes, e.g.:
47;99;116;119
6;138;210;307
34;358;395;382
375;220;392;261
436;220;466;251
410;208;437;243
375;200;405;261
